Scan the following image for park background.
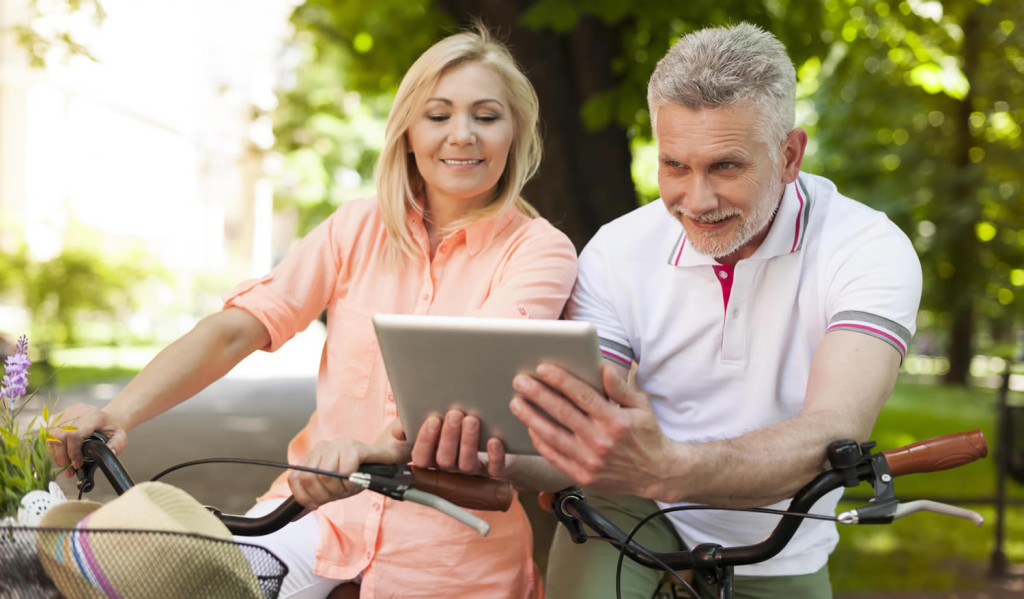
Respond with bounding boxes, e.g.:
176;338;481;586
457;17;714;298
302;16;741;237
0;0;1022;595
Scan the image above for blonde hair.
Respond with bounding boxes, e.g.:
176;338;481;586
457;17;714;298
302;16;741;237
376;25;542;259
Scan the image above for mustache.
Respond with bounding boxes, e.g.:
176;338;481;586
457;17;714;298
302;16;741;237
669;205;743;224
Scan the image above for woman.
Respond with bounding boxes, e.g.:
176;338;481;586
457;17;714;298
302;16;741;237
51;26;577;598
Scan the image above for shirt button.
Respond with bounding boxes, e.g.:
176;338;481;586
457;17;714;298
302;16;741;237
387;392;394;402
365;551;372;559
372;501;382;512
439;246;447;253
718;270;729;279
421;293;430;301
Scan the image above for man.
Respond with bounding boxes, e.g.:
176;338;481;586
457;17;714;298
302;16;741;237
506;22;922;598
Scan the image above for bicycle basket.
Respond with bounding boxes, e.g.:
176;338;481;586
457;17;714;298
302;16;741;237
0;526;287;599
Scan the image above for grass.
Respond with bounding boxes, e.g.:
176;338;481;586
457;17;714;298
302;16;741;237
829;380;1024;592
24;345;154;391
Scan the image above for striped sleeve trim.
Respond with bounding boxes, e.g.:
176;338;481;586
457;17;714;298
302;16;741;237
826;310;912;359
599;337;634;368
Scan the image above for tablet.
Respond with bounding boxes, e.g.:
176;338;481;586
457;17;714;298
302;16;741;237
373;314;603;455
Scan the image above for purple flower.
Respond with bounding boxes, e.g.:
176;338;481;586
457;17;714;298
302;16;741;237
2;335;31;404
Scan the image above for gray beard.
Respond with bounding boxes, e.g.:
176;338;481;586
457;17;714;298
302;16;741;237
675;180;784;259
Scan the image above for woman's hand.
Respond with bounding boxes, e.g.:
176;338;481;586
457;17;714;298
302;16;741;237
49;403;130;476
410;409;509;479
289;421;410;510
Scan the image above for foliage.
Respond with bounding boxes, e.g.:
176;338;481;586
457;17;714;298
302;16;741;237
0;336;65;520
800;0;1024;373
0;239;169;350
273;1;1022;379
10;0;106;67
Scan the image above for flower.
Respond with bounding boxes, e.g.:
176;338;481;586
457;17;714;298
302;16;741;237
2;336;31;404
1;335;64;521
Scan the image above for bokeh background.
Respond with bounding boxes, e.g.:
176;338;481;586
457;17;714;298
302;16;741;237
1;0;1022;595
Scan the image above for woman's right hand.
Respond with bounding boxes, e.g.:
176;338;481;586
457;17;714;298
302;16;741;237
288;437;408;510
49;403;129;475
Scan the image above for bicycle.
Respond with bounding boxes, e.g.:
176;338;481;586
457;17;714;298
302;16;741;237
541;429;989;599
0;433;514;598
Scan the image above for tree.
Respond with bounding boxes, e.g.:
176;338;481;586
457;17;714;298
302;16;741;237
801;0;1024;383
274;0;1022;383
275;0;826;247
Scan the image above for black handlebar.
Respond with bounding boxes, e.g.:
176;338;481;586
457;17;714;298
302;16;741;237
79;434;305;536
547;430;988;585
77;433;513;537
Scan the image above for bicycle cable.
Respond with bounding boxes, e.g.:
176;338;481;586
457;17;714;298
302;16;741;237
149;457;357;484
77;457;355;501
613;504;838;599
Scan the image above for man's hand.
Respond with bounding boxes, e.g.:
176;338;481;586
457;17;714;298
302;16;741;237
510;363;682;501
49;403;129;476
410;410;509;479
289;421;410;510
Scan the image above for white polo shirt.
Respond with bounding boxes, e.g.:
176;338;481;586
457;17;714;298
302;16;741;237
566;172;922;576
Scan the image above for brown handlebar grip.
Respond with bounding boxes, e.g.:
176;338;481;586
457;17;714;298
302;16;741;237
410;466;514;512
881;429;988;477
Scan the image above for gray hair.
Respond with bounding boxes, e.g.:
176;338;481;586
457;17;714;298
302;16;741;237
647;22;796;146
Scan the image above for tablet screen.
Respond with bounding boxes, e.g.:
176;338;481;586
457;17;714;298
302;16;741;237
373;314;603;455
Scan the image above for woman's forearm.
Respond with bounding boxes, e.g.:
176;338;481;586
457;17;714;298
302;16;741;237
105;308;270;430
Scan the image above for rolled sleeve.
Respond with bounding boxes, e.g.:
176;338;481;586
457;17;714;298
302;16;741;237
223;210;346;352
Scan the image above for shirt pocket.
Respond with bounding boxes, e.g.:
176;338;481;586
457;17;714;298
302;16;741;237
328;304;379;399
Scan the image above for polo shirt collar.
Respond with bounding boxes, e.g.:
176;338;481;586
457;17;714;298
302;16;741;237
667;173;812;267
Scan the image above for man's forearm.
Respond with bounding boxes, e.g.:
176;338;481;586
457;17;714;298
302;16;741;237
501;454;575;492
656;409;852;507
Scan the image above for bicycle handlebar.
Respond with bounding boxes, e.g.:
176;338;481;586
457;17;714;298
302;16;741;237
880;429;987;477
545;430;988;580
79;435;514;537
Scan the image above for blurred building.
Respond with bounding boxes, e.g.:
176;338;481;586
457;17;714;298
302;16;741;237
0;0;297;332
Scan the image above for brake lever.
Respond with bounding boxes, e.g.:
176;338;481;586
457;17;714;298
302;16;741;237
348;463;490;537
893;500;983;526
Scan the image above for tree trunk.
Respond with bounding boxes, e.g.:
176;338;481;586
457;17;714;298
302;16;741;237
942;6;982;386
436;0;639;250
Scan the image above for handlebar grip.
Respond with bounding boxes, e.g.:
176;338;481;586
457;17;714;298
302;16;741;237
410;467;513;512
881;429;988;477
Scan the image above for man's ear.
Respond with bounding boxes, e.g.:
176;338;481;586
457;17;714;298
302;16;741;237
780;128;808;184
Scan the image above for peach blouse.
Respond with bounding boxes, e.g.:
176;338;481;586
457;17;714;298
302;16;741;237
224;197;577;598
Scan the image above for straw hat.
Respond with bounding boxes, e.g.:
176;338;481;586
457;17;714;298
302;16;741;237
36;481;264;598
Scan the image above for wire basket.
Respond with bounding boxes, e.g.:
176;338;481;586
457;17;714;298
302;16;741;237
0;526;287;598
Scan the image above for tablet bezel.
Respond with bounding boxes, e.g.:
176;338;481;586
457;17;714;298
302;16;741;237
373;314;603;455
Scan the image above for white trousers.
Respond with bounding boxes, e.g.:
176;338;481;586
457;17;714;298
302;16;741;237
237;498;359;598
